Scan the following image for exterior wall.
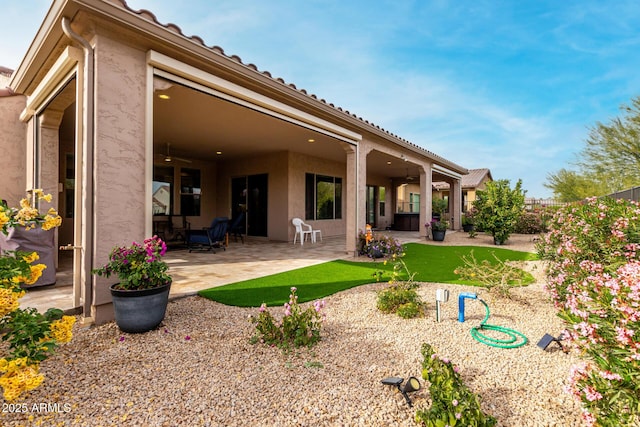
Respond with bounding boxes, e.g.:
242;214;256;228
288;151;346;240
217;151;289;241
91;30;148;324
0;75;27;206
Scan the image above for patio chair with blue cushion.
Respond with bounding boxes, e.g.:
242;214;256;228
187;217;229;253
229;212;245;244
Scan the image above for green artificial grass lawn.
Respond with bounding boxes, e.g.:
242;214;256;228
197;243;538;307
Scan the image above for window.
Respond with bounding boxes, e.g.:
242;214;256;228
409;193;420;213
153;165;174;215
379;186;386;217
305;173;342;220
180;168;201;216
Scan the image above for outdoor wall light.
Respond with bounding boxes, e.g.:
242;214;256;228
381;376;421;407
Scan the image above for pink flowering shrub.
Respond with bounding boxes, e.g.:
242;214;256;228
92;236;170;290
249;287;326;349
537;197;640;426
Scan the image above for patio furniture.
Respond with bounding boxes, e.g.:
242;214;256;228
187;217;229;253
292;218;320;245
229;212;245;243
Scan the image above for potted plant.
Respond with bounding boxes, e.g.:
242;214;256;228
432;198;447;221
0;190;62;287
93;236;172;333
429;220;448;241
461;213;475;233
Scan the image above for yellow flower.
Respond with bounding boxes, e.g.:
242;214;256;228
24;264;46;285
0;210;9;226
49;316;76;343
42;214;62;231
19;198;31;209
0;360;44;401
23;251;39;263
0;288;23;317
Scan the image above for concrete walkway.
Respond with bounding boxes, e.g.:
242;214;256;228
19;231;426;314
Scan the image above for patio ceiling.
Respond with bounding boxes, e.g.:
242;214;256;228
152;80;347;164
151;78;457;184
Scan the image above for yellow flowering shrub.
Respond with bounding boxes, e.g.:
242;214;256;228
0;191;70;401
49;316;76;344
0;358;44;401
0;288;25;317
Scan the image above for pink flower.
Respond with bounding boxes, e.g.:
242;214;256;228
584;386;603;402
599;370;622;381
259;303;267;313
582;410;596;427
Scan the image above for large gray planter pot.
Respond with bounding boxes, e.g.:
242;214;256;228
432;230;446;241
110;281;171;333
0;226;56;286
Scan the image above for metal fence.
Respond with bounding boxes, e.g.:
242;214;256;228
524;198;566;211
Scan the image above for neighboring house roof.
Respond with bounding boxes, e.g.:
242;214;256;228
101;0;467;175
432;168;492;191
0;67;15;97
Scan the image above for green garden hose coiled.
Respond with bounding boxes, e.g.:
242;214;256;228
470;298;528;349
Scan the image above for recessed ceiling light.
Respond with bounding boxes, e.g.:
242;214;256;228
308;138;315;143
158;94;170;100
387;161;392;165
216;151;222;155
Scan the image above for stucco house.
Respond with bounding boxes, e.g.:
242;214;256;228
432;168;492;213
0;0;467;325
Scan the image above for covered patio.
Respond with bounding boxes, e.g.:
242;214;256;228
20;231;426;314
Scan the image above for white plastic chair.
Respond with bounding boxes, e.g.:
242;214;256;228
292;218;315;245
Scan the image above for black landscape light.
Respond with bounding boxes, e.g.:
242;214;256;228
381;376;421;407
537;333;566;352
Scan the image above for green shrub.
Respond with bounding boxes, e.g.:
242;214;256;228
377;285;420;314
473;179;525;244
249;287;325;349
514;211;544;234
416;343;497;427
376;255;425;318
396;302;422;319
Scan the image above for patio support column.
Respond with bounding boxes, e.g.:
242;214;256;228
419;163;432;238
451;178;462;230
358;141;373;230
343;143;357;255
38;110;63;266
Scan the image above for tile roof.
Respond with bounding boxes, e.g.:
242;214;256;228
432;168;492;190
116;0;466;173
0;66;13;77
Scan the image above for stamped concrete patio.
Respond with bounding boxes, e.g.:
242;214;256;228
19;232;426;315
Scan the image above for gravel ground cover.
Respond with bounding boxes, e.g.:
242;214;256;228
2;233;586;426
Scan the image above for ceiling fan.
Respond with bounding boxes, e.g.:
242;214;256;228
405;168;416;181
157;143;192;163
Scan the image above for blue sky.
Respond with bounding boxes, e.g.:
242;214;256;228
3;1;640;198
